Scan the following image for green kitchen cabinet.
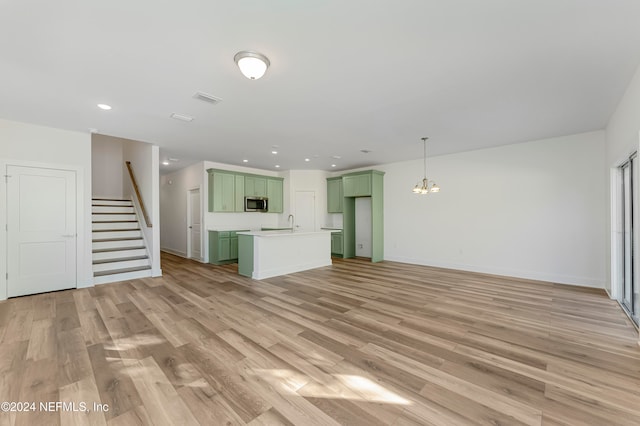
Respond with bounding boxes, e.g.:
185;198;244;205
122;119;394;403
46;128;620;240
343;173;371;197
331;231;343;256
209;230;248;264
342;170;385;262
267;178;284;213
245;176;267;197
209;171;235;212
327;177;343;213
234;174;245;212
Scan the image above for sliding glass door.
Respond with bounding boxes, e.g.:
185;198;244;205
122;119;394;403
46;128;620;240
620;155;639;325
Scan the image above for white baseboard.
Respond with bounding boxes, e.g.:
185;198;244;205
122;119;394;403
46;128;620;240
384;255;604;289
161;247;187;258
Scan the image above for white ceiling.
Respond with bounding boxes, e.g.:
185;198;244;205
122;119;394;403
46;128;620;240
2;1;640;174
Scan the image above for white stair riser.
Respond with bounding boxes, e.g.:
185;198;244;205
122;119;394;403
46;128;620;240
92;206;135;214
92;222;139;231
93;230;142;240
94;269;152;285
93;258;150;273
93;214;137;222
93;239;144;250
93;248;147;261
92;199;133;207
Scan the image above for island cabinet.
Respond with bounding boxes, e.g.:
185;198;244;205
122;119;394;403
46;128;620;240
343;173;371;197
326;177;343;213
209;230;248;264
245;176;267;197
209;171;236;212
267;178;284;213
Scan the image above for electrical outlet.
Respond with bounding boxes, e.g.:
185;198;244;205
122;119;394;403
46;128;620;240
358;243;363;249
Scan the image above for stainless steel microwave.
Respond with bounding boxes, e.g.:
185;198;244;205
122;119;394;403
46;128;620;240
245;196;268;212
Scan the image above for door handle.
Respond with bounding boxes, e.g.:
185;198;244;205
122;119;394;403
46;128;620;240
188;226;193;229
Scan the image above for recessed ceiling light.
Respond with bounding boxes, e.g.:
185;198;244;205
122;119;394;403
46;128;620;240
331;155;341;159
97;104;112;110
168;157;180;162
304;158;310;162
331;164;337;168
162;161;170;166
242;159;249;163
275;165;280;168
360;149;372;154
271;150;278;155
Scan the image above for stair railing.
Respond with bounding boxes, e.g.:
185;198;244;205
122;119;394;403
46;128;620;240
125;161;152;228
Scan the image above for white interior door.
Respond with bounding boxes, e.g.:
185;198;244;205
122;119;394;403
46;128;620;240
7;165;77;297
294;191;316;232
187;188;201;260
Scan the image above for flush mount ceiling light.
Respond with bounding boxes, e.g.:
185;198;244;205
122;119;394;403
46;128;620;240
97;104;112;110
412;137;440;195
234;51;270;80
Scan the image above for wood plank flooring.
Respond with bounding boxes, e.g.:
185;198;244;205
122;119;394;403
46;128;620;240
1;253;639;425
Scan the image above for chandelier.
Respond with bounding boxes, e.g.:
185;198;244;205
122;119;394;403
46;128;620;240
412;137;440;194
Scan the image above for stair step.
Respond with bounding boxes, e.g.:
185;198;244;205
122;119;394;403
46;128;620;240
93;214;137;222
93;258;150;273
92;221;140;231
92;230;142;240
92;239;144;250
92;199;133;206
93;255;149;265
92;206;135;214
93;228;141;233
94;265;152;277
93;246;146;253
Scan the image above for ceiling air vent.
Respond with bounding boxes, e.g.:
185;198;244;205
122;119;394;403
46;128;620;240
170;113;194;122
193;91;223;105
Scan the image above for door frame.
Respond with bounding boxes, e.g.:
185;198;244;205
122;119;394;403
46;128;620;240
0;159;88;301
186;186;202;261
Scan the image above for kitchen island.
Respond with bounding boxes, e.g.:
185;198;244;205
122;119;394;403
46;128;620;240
237;230;333;279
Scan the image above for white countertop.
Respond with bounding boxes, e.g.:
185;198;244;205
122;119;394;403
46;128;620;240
237;230;334;237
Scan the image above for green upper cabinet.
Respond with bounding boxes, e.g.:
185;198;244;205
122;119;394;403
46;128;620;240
267;178;284;213
327;177;343;213
209;170;235;212
245;176;267;197
208;169;283;213
234;174;245;212
343;173;371;197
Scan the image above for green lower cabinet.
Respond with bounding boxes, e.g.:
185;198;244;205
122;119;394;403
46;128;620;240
209;230;248;264
331;232;343;256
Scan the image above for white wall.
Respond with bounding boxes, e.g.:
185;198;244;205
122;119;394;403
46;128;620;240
123;139;161;277
606;64;640;296
91;134;123;198
160;162;204;257
0;118;93;300
355;197;372;257
286;170;330;230
378;131;607;288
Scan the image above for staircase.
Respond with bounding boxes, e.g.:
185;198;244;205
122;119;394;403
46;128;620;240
92;198;152;284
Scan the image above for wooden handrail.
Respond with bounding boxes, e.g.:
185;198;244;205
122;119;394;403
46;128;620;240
125;161;152;228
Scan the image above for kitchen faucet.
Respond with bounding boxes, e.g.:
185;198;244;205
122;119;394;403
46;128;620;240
288;214;295;231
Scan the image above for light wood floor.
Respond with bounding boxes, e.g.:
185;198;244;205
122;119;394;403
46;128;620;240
1;253;639;425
